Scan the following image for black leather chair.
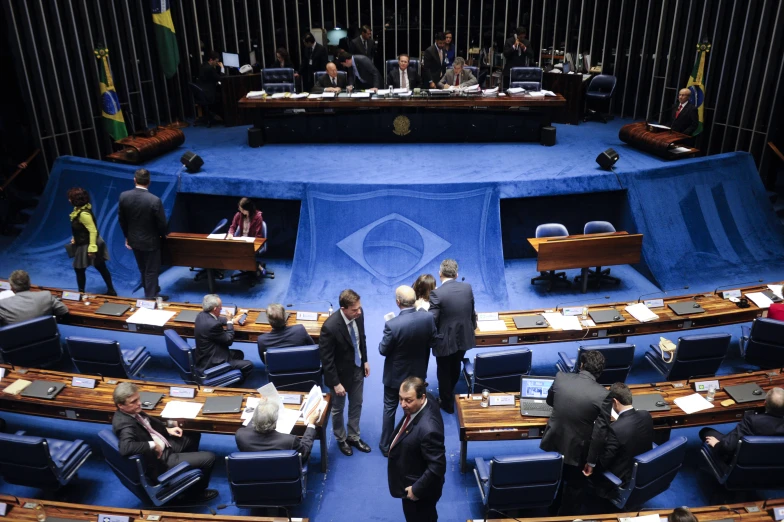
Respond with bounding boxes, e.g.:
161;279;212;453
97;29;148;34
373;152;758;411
164;329;243;387
0;430;92;489
510;67;543;90
266;344;322;391
573;221;621;287
584;74;617;123
262;68;296;93
644;333;730;381
700;435;784;491
462;348;532;393
65;336;151;378
187;82;216;127
226;450;307;513
740;318;784;369
0;315;62;368
556;344;635;385
530;223;572;290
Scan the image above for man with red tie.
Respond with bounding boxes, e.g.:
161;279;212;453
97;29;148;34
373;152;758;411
669;88;699;135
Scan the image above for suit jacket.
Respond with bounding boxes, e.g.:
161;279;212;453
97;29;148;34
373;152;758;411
669;102;699;135
318;310;367;388
235;424;316;461
540;370;609;467
437;68;478;89
350;55;382;89
196;61;223;102
428;280;476;357
311;72;348;94
0;290;69;326
299;44;329;88
387;394;446;500
112;409;174;475
598;408;654;484
389;67;420;90
714;411;784;459
257;324;314;357
228;210;264;237
379;308;438;389
118;187;167;252
194;311;235;372
503;36;535;76
349;35;376;62
422;44;446;86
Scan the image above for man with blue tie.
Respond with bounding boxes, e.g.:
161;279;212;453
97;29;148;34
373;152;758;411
319;289;371;456
338;51;381;91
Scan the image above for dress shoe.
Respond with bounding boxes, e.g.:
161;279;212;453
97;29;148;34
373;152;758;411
106;289;117;297
348;438;372;453
157;294;170;301
338;440;353;456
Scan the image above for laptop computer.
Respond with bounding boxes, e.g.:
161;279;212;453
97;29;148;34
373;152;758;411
513;315;548;329
255;311;290;325
95;303;131;317
589;309;625;324
724;383;766;404
202;396;243;414
668;301;705;316
21;380;65;400
519;376;555;417
174;310;200;323
762;289;783;303
139;392;164;410
632;393;671;412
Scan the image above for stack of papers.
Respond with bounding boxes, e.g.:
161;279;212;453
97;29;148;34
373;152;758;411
308;93;322;99
321;92;336;98
542;90;557;96
673;393;714;414
229;236;256;243
2;379;32;395
746;292;774;309
625;303;659;323
351;92;371;98
392;88;410;94
541;312;582;331
161;401;203;418
246;90;266;99
507;87;526;94
289;93;308;99
477;320;508;332
482;87;499;96
527;91;546;97
301;384;326;422
126;308;177;327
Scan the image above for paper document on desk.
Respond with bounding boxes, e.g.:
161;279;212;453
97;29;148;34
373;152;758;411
542;90;557;96
625;303;659;323
482;87;499;96
289;93;308;99
461;84;480;92
258;382;282;407
351;92;371;98
207;233;227;239
648;123;670;130
527;91;546;97
229;236;256;242
746;292;774;309
618;515;664;522
320;92;336;98
126;308;177;327
161;401;203;419
507;87;525;94
2;379;31;395
246;90;266;98
560;316;582;331
674;393;714;414
300;384;325;421
0;290;14;300
477;320;508;332
768;284;783;299
541;312;565;329
308;93;322;99
393;88;410;94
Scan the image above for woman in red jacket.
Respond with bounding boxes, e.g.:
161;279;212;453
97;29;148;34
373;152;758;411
227;197;270;277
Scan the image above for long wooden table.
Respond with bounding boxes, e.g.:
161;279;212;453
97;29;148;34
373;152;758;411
528;231;644;293
0;365;332;472
0;495;305;522
456;368;784;472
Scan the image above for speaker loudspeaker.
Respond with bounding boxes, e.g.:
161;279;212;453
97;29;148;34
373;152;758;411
180;151;203;173
540;126;556;146
596;148;619;169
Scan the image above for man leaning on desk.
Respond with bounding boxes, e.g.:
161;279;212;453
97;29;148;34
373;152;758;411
338;51;381;92
235;399;320;462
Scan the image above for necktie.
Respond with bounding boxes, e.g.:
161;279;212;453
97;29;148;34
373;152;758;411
364;39;368;52
332;76;337;86
348;321;361;367
401;70;407;89
390;414;412;449
676;104;684;118
135;414;170;448
439;48;443;63
455;72;460;86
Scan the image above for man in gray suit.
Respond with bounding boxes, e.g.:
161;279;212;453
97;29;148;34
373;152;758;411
235;399;320;462
437;57;478;89
0;270;69;326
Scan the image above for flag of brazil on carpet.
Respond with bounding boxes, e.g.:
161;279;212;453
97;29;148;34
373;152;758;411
152;0;180;79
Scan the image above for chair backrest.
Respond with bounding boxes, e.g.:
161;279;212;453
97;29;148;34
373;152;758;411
0;315;61;367
98;429;146;497
464;65;479;79
257;221;268;255
768;303;784;321
473;348;532;391
584;220;616;234
314;70;347;86
66;336;127;377
226;450;305;507
667;333;730;380
187;82;210;105
744;318;784;369
724;436;784;490
587;74;617;95
266;345;322;391
619;436;687;509
265;83;295;94
0;433;60;488
164;329;196;382
487;453;563;510
577;344;635;384
510;67;543;90
386;59;421;77
212;218;229;234
535;223;569;238
262;67;295;85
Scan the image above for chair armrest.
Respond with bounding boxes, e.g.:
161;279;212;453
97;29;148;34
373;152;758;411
648;344;663;357
557;351;575;371
474;457;490;482
50;439;84;463
203;362;232;377
125;346;146;363
157;461;191;483
602;470;622;487
15;430;26;436
463;358;474;377
740;324;750;340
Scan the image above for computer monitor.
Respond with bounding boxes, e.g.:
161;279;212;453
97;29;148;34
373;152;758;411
222;52;240;68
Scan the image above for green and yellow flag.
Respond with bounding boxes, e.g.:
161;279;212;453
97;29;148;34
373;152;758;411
94;47;128;141
152;0;180;79
686;42;711;136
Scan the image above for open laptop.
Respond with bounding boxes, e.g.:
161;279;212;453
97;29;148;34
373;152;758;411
139;392;164;410
668;301;705;315
589;309;625;324
21;380;65;400
724;383;766;404
202;396;243;414
513;315;548;329
95;303;131;317
255;311;290;325
174;310;200;323
520;376;555;417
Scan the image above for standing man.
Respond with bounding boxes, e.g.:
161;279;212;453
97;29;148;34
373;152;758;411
319;289;371;456
387;376;446;522
503;27;535;89
379;286;438;456
422;33;448;89
311;62;347;94
389;54;420;90
299;32;329;92
118;168;168;299
429;259;477;414
338;52;382;91
349;24;376;63
194;294;253;382
437;57;478;89
669;88;699;136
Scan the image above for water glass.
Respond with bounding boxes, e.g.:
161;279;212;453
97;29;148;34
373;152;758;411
706;385;716;402
481;389;489;408
35;504;46;522
156;296;163;310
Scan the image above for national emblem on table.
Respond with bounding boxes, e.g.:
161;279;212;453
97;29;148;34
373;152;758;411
392;115;411;136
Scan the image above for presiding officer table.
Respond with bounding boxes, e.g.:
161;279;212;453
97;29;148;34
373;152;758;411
238;93;566;145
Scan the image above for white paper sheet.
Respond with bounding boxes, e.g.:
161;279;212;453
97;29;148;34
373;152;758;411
290;93;308;99
320;92;336;98
258;382;281;406
507;87;526;94
207;233;226;239
242;397;260;423
670;146;692;153
270;92;287;99
477;320;508;332
276;408;302;434
126;308;177;327
625;303;659;323
618;515;661;522
229;236;256;242
482;87;499;96
351;92;371;98
246;90;266;98
768;284;783;299
560;316;583;331
301;384;324;421
307;93;322;99
0;290;14;300
161;401;203;419
673;393;714;414
527;91;546;97
392;88;411;94
746;292;774;309
541;312;565;330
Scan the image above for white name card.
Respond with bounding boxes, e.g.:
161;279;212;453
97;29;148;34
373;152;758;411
170;387;195;398
773;506;784;521
477;312;499;321
643;299;665;308
71;377;96;389
0;282;10;290
721;289;742;299
489;395;515;406
280;394;302;405
296;311;318;321
136;299;156;309
693;379;720;392
562;307;583;316
62;291;81;301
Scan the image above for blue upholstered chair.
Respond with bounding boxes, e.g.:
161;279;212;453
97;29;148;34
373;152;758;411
740;318;784;369
66;336;151;378
644;333;730;381
573;221;621;287
385;59;421;77
0;430;92;489
313;70;347;88
231;221;274;286
584;74;617;123
0;315;62;368
510;67;543;90
266;344;322;391
700;435;784;491
98;430;204;506
226;450;307;511
556;344;635;385
193;218;229;282
262;68;296;93
187;82;216;127
474;453;563;517
530;223;572;290
464;65;479;81
163;329;243;387
601;436;688;510
462;348;532;393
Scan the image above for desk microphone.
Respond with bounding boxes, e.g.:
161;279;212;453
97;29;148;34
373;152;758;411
287;300;333;315
275;380;323;391
553;295;609;312
637;286;689;303
713;279;764;295
719;505;742;515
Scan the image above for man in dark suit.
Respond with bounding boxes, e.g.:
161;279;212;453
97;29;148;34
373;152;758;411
0;270;69;326
319;289;371;456
111;382;217;501
428;259;476;414
299;32;328;92
389;54;420;90
118;169;168;299
700;387;784;463
311;63;347;94
669;88;699;135
422;33;447;88
196;51;223;103
256;303;314;362
194;294;253;381
387;376;446;522
349;24;376;63
379;286;438;456
338;52;382;91
503;27;535;89
235;399;320;462
540;350;609;515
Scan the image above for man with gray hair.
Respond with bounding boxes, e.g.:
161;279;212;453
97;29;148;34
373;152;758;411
0;269;69;326
256;303;314;363
429;259;477;414
235;399;321;461
111;382;217;501
437;57;478;89
194;293;253;382
378;285;438;456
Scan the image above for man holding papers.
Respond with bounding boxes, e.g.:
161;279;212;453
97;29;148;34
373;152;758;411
437;57;477;89
235;400;320;462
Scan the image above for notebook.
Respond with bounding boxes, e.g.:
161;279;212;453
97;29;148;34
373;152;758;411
589;309;625;324
519;376;555;417
202;396;243;414
668;301;705;316
95;303;131;317
255;311;290;325
174;310;200;323
21;380;65;400
139;392;164;410
632;393;671;412
513;315;548;329
723;383;766;404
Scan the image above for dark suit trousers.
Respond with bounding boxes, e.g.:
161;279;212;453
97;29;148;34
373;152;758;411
227;349;254;379
402;491;441;522
556;463;588;515
436;350;465;410
132;248;160;299
380;385;400;452
163;432;215;494
330;365;364;442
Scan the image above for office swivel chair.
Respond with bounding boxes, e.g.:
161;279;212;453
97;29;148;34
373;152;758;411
531;223;571;290
584;75;617;123
573;221;622;287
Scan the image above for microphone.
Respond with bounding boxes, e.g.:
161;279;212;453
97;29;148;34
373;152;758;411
287;300;333;315
719;505;742;515
472;382;519;398
713;279;764;295
637;286;689;303
553;295;609;312
647;103;677;122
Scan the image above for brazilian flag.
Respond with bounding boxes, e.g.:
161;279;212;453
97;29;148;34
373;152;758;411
686;42;711;136
94;48;128;141
152;0;180;79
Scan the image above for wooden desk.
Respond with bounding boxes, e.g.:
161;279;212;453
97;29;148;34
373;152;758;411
0;365;333;472
542;72;591;124
456;368;784;472
220;72;261;126
619;121;699;160
162;233;266;293
0;494;304;522
528;232;644;293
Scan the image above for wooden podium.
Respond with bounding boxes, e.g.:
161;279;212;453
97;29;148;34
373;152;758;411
619;121;698;160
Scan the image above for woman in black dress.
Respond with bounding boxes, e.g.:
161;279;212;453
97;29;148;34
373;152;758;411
68;187;116;296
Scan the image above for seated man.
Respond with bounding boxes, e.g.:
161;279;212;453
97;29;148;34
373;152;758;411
112;382;217;501
312;62;346;94
700;387;784;463
0;269;69;326
338;51;381;92
257;303;314;362
194;294;253;381
389;54;419;90
235;399;320;462
437;57;478;89
668;88;699;135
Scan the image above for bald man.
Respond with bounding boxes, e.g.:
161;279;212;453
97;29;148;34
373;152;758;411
669;88;699;135
378;285;439;457
312;62;347;94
